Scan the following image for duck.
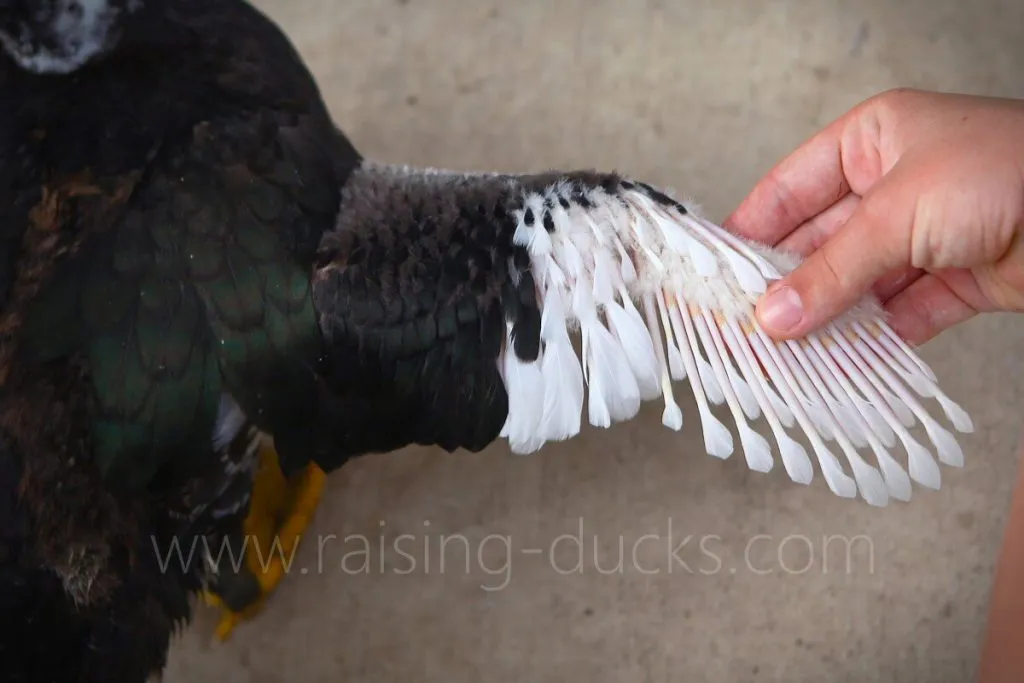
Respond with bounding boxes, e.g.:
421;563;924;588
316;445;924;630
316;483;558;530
0;1;972;681
0;0;348;679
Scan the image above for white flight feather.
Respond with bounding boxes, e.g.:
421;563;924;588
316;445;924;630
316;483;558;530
538;288;585;442
494;178;971;506
498;325;548;454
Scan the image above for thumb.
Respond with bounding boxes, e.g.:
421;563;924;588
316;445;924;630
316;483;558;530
754;174;915;339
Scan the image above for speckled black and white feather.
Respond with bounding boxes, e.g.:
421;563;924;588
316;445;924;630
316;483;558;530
313;161;973;507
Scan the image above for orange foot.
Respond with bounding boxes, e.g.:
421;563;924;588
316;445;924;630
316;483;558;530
201;441;326;641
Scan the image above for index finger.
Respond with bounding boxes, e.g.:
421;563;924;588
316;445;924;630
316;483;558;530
723;115;853;246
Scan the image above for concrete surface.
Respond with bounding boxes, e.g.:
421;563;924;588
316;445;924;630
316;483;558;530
165;1;1024;681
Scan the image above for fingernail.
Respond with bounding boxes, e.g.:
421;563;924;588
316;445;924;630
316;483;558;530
758;285;804;333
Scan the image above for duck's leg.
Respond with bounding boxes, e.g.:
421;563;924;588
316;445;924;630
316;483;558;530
201;441;326;641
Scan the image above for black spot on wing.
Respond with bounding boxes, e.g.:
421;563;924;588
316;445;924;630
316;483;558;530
503;244;541;362
542;212;555;233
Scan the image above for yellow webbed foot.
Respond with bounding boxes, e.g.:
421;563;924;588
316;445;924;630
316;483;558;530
204;440;326;641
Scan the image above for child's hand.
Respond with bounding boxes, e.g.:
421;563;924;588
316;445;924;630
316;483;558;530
725;88;1024;345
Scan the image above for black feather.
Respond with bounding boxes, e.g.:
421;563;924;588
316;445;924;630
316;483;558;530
0;0;358;678
308;166;629;471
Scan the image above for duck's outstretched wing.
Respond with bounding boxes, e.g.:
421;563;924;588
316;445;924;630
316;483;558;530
310;161;973;507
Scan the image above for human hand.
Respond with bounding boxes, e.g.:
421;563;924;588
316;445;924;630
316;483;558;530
724;88;1024;345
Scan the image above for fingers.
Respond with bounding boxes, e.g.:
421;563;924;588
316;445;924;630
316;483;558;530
775;192;923;302
754;171;916;339
873;266;924;303
778;192;861;255
883;274;980;345
723;120;852;246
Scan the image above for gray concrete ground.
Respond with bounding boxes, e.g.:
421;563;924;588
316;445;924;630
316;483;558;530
165;1;1024;681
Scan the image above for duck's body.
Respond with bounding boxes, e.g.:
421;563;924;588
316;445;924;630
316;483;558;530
0;0;354;679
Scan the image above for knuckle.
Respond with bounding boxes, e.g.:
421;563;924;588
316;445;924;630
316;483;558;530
817;246;847;293
871;87;920;111
764;172;805;233
860;88;926;141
